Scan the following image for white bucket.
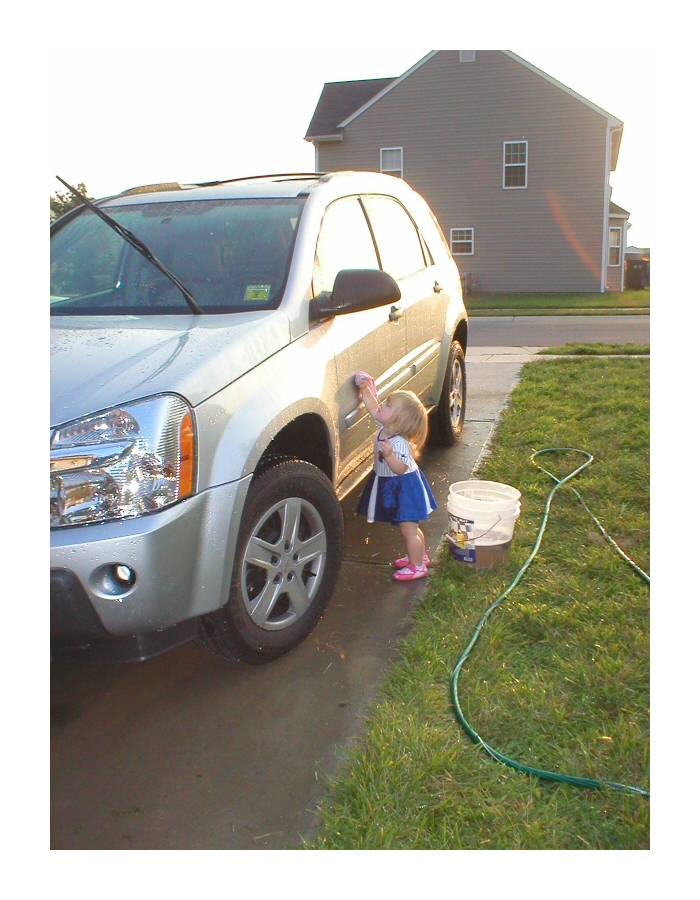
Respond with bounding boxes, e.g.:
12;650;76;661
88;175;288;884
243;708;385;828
448;480;521;510
447;480;521;567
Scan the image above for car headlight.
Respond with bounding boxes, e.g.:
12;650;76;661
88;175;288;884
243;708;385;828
50;394;196;528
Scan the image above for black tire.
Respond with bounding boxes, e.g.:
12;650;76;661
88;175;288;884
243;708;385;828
429;340;466;446
197;460;344;664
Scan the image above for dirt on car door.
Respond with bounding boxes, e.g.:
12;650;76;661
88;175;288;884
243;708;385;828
312;195;407;485
360;194;449;402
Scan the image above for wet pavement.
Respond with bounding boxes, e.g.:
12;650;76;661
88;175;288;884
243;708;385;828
50;318;650;849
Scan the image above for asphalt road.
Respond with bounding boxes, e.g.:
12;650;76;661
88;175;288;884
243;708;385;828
469;314;650;347
50;315;649;850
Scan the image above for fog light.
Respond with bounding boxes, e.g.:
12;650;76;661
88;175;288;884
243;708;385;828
113;564;135;586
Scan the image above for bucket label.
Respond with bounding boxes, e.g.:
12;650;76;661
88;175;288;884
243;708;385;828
449;542;476;564
448;512;477;563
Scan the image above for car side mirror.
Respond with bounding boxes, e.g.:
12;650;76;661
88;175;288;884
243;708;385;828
313;269;401;319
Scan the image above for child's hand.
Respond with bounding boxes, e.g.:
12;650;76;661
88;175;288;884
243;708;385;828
354;372;369;389
379;438;394;458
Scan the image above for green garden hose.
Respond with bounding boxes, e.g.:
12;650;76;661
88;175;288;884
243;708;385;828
450;448;650;798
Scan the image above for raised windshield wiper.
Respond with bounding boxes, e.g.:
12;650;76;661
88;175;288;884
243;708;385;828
55;176;203;315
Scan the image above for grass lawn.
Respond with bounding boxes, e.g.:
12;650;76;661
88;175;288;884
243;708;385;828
467;290;650;316
310;356;650;850
540;343;650;355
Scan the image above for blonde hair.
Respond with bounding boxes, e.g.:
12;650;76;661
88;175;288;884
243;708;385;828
386;390;429;455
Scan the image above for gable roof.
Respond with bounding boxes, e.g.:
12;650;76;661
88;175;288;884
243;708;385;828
305;77;395;140
306;50;624;144
609;200;630;217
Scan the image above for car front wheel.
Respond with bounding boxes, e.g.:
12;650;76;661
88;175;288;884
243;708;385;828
197;460;344;663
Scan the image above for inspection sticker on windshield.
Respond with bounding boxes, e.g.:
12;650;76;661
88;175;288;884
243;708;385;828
243;284;271;302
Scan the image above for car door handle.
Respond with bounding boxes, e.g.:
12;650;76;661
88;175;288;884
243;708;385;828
389;305;404;321
433;281;442;293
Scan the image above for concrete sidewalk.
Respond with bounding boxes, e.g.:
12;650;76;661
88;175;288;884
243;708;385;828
467;345;546;362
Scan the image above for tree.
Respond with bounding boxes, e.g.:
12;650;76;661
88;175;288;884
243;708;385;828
50;182;92;223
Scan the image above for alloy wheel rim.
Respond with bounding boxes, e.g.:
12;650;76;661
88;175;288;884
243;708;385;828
449;359;464;428
242;497;327;631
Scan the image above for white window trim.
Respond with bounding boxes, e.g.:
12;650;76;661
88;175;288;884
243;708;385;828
609;226;622;266
450;227;474;256
503;140;528;190
380;146;403;179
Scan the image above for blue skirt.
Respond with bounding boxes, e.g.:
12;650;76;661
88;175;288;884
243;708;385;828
357;468;438;524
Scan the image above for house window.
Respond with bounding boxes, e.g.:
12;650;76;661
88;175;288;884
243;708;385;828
609;227;622;266
380;147;403;178
450;228;474;255
503;141;528;189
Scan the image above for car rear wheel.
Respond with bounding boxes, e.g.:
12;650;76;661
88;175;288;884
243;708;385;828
429;340;466;445
197;460;344;663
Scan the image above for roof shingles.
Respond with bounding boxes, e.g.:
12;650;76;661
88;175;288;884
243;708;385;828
305;78;395;139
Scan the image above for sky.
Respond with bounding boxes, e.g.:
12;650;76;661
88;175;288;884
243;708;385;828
48;21;651;248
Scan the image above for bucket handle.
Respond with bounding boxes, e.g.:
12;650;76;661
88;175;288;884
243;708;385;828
448;516;503;544
469;515;502;541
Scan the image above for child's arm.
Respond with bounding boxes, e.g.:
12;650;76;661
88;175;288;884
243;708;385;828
379;438;409;475
359;383;380;418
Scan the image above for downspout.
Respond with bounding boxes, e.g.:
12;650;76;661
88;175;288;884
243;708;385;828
622;219;629;291
314;143;320;173
601;124;613;293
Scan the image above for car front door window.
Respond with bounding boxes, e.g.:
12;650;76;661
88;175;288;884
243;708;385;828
313;196;379;296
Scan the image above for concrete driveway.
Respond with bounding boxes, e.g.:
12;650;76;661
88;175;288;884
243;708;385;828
50;316;649;849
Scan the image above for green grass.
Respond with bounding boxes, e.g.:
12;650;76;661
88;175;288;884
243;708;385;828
467;290;650;316
539;342;650;356
310;357;649;850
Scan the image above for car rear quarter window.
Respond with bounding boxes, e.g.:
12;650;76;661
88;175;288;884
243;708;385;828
361;194;426;281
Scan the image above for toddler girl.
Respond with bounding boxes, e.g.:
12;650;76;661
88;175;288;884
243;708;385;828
355;372;437;581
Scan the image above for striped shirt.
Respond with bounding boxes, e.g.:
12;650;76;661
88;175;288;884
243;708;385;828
374;421;418;477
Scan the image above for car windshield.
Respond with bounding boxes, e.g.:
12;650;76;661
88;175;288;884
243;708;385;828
50;197;305;314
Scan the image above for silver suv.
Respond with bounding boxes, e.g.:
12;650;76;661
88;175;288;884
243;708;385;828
50;171;468;664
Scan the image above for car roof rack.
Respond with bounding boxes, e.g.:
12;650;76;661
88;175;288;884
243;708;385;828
192;173;325;188
116;182;185;197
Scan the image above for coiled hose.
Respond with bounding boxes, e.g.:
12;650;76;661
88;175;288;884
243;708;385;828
450;448;650;798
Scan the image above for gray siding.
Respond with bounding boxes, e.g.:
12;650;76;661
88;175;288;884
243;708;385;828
317;51;609;293
606;217;627;292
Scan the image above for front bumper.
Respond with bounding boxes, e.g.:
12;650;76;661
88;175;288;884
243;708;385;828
50;476;251;651
50;568;199;662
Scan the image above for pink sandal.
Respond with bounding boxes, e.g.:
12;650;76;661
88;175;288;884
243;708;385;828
393;563;429;582
395;553;430;569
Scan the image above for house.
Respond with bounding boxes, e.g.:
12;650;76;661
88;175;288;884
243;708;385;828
607;200;631;292
305;50;629;294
